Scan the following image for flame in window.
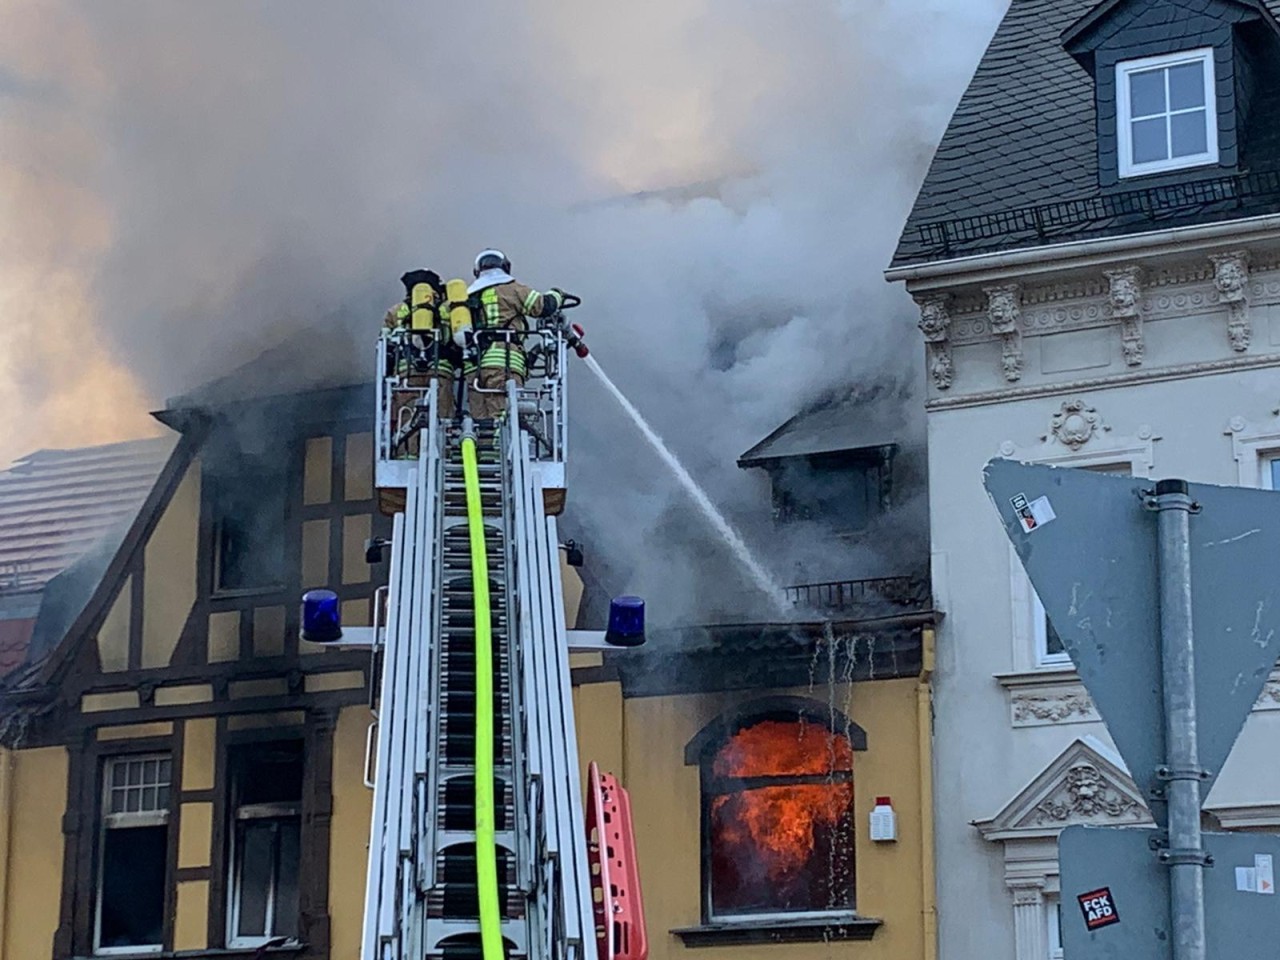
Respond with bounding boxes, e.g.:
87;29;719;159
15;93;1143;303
708;719;853;913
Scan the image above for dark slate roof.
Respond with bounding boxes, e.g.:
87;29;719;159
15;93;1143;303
892;0;1280;266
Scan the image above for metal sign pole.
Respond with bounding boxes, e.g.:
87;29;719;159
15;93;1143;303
1151;479;1207;960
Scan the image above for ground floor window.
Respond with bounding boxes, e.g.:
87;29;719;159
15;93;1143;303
96;754;172;954
227;740;303;947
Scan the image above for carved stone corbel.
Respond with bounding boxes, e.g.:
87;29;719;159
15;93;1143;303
1210;250;1251;352
985;282;1023;382
1104;265;1143;366
915;293;953;390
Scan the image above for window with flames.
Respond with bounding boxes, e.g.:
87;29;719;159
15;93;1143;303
703;718;855;919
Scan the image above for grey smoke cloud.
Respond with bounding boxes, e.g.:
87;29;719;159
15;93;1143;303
0;0;1009;623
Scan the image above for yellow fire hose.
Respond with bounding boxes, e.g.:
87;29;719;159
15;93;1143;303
462;433;504;960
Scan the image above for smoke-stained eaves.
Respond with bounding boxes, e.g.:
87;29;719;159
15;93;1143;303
580;610;938;698
162;321;370;414
737;386;911;468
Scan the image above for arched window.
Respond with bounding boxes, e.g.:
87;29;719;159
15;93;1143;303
687;698;864;921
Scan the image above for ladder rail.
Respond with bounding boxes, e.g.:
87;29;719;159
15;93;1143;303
360;508;406;960
507;383;594;960
403;404;444;959
362;387;444;960
501;414;532;899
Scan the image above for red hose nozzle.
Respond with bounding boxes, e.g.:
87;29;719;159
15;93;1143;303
567;322;589;358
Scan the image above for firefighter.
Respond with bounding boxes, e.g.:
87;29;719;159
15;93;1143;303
386;270;454;457
465;248;566;421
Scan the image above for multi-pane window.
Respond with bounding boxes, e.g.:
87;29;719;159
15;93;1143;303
702;718;854;920
227;741;303;947
1116;48;1217;178
96;755;172;954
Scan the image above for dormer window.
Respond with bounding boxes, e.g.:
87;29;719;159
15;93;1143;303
1116;48;1218;178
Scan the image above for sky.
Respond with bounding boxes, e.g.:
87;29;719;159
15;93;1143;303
0;0;1011;621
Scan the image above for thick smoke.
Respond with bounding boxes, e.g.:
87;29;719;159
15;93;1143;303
0;0;1008;624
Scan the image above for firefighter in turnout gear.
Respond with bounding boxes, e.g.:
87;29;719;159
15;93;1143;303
384;269;456;455
466;248;566;421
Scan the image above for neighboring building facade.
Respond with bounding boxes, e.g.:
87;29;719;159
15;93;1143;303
888;2;1280;959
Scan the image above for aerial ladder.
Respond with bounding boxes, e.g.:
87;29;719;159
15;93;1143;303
311;290;646;960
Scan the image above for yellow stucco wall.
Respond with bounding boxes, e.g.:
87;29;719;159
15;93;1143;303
574;678;925;960
305;436;334;505
330;704;375;959
97;574;131;673
0;746;67;960
142;460;200;669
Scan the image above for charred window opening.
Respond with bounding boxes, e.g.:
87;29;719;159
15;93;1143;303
767;446;894;534
227;740;304;947
209;447;288;593
96;754;172;954
703;718;855;919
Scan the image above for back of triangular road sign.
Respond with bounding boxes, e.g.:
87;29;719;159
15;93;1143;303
984;459;1280;822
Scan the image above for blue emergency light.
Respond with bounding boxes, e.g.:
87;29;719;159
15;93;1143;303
300;589;342;644
605;596;645;647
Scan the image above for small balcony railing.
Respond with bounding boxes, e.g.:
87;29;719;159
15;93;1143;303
785;575;930;617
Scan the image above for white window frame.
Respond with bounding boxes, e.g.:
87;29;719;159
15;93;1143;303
1032;591;1071;669
1007;458;1136;673
226;802;303;949
95;754;172;956
1229;419;1280;488
1116;47;1218;179
1046;895;1064;960
1263;454;1280;491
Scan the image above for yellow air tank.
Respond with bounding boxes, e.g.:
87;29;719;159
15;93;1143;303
409;281;437;332
446;278;473;339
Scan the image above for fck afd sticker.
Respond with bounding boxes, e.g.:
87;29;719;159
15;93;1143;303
1078;888;1120;931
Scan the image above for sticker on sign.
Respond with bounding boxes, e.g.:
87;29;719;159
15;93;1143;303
1077;887;1120;930
1010;493;1056;533
1237;854;1275;894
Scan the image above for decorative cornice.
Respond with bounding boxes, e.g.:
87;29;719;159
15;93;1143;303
999;669;1280;726
926;351;1280;410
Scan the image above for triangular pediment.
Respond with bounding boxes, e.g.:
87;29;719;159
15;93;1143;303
974;736;1153;841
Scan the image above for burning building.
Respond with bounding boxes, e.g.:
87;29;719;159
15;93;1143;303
0;329;936;960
